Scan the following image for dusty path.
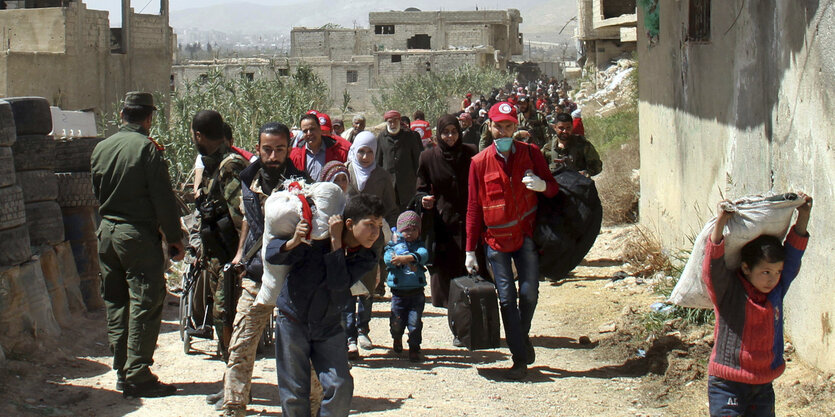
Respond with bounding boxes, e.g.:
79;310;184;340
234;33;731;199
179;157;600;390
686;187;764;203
1;225;832;416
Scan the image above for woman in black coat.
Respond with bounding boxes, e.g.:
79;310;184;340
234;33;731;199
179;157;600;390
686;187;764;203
415;114;482;344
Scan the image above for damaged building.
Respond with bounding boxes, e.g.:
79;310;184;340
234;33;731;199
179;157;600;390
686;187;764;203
576;0;637;69
172;8;523;112
0;0;174;116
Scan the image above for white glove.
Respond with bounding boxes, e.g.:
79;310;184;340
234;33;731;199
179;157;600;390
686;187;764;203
465;251;478;274
521;171;546;192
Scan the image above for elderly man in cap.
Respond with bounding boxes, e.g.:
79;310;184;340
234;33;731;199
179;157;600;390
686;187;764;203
91;92;185;397
465;101;558;380
376;110;422;212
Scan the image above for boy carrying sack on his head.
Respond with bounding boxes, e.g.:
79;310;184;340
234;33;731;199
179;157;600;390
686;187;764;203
703;192;812;417
384;210;429;363
264;193;385;417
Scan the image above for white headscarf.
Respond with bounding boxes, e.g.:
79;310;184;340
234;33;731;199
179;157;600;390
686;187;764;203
348;131;377;192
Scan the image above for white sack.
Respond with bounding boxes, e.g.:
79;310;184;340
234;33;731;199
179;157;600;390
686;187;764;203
669;193;805;309
256;181;346;306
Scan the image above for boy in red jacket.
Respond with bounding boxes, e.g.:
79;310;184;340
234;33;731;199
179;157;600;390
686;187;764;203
704;193;812;417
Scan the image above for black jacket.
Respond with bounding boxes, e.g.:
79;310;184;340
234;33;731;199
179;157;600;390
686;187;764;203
240;159;310;282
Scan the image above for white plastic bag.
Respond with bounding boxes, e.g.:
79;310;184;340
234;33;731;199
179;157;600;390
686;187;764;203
256;181;346;306
669;193;804;309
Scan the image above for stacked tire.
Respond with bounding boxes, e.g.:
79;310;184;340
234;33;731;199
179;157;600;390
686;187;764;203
0;100;31;266
0;98;63;351
53;128;104;311
7;97;65;248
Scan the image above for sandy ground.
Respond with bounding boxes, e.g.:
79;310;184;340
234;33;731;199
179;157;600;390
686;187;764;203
1;225;833;416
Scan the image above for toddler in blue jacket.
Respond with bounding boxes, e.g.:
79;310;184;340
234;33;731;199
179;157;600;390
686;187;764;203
384;210;429;362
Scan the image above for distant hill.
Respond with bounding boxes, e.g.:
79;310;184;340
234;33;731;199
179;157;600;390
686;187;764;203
170;0;577;38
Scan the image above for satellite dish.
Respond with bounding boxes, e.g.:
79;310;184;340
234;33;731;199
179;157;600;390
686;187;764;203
405;7;421;11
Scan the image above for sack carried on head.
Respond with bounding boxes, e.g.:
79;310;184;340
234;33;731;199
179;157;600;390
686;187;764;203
256;180;346;306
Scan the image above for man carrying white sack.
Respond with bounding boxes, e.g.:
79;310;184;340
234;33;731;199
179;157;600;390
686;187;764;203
216;122;312;417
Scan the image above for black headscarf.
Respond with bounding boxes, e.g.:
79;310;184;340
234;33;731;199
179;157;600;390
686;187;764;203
435;114;463;162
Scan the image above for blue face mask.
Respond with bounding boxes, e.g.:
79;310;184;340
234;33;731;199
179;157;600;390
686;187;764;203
494;137;513;153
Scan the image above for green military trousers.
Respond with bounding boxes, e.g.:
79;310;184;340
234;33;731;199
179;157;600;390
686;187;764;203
97;218;166;384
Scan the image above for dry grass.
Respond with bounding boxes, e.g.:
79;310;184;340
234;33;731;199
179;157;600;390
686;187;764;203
623;225;675;278
596;139;640;225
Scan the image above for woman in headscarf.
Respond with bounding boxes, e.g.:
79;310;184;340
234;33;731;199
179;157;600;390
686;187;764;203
415;114;481;347
342;131;398;359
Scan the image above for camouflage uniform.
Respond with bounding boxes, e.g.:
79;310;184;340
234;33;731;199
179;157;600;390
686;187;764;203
517;109;550;149
197;146;247;354
91;119;183;385
545;134;603;176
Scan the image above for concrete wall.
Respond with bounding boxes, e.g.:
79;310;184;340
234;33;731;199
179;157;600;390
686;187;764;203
638;0;835;372
0;2;172;116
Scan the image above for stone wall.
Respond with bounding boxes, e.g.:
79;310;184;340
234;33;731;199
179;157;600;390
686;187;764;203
638;0;835;372
0;2;172;116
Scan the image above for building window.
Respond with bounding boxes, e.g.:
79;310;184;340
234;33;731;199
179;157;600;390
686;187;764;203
688;0;711;42
391;55;401;63
347;70;358;83
407;34;431;49
602;0;637;19
375;25;395;35
278;68;289;76
243;72;254;81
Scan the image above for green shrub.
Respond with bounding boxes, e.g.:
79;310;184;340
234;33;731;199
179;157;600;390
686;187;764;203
102;64;330;186
373;65;515;124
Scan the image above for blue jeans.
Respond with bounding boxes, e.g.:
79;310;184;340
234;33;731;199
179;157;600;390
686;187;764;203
390;291;425;349
485;236;539;365
708;376;775;417
342;295;372;343
274;313;353;417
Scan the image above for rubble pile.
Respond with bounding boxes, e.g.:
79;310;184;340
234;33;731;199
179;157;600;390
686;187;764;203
571;58;636;117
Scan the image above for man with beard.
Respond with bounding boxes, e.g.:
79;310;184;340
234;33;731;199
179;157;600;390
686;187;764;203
546;112;602;177
516;96;549;149
376;110;422;212
192;110;249;361
214;122;312;416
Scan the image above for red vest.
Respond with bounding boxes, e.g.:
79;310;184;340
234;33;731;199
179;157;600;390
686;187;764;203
410;120;432;140
472;143;539;252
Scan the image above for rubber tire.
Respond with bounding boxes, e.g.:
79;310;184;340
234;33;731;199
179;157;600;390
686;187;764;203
3;97;52;135
0;101;16;146
0;147;15;188
0;225;32;265
12;135;55;171
55;172;98;208
25;201;65;246
17;170;58;203
54;137;103;172
0;185;26;231
179;294;186;341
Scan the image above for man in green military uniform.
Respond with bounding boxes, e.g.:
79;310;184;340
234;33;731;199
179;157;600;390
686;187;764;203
516;96;550;149
91;92;185;398
191;110;248;361
545;112;603;177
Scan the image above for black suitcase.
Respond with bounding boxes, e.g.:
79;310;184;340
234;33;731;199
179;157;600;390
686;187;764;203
448;274;500;350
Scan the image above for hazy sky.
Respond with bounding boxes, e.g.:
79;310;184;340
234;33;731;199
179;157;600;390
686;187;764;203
83;0;497;26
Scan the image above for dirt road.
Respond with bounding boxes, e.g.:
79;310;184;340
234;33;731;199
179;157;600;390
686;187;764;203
1;225;832;416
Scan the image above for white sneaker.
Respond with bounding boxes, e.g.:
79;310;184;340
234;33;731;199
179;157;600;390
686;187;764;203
347;342;360;360
358;333;373;350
